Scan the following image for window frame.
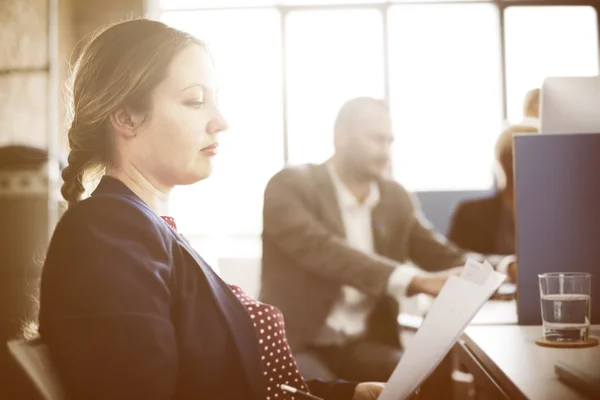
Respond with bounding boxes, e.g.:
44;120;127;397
159;0;600;166
158;0;600;242
501;2;600;122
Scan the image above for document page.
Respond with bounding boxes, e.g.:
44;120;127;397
378;259;506;400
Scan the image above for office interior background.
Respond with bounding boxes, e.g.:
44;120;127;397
1;0;600;398
160;0;600;296
1;0;599;297
1;0;600;351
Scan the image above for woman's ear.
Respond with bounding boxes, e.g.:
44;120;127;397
109;108;144;138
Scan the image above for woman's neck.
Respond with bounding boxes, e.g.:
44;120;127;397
106;165;170;216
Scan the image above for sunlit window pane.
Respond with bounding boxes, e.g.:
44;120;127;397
388;4;502;191
161;0;385;8
162;10;283;236
285;9;385;164
160;0;276;10
280;0;384;4
504;6;599;123
392;0;486;3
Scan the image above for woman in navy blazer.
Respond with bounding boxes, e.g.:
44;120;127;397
38;19;387;400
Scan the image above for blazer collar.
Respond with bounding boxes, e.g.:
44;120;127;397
312;163;346;237
326;161;380;211
313;162;390;252
91;175;150;208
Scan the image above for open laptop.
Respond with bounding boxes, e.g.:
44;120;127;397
541;76;600;134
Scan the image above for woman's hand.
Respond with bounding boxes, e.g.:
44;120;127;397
353;382;384;400
352;383;419;400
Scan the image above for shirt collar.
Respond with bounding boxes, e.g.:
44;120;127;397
327;162;380;210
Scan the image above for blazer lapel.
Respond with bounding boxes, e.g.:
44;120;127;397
371;181;390;255
176;236;266;400
312;163;346;237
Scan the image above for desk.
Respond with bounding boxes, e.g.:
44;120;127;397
456;325;600;400
471;300;517;325
398;300;517;330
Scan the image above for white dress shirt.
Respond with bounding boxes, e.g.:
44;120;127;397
314;164;419;346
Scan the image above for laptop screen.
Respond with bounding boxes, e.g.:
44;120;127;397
514;133;600;325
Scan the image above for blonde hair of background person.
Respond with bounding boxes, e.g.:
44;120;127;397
501;88;540;130
35;18;386;400
522;88;540;120
494;124;539;205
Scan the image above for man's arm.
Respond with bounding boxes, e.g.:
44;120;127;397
406;194;516;282
447;202;476;251
263;168;397;297
407;201;468;272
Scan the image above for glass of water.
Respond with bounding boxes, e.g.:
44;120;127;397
538;272;591;342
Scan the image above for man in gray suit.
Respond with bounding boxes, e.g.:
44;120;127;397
260;97;513;390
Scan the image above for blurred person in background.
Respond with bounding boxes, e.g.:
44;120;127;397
260;97;515;400
520;88;540;127
448;123;538;256
448;88;539;278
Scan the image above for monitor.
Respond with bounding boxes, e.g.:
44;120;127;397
541;76;600;134
514;133;600;325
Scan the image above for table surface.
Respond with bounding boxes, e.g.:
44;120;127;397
398;299;518;329
471;299;517;325
463;324;600;400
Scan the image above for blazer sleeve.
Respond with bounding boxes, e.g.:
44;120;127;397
447;202;473;250
39;197;177;400
307;379;358;400
405;195;467;272
263;168;397;297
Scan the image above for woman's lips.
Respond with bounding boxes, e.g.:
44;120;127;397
201;143;218;156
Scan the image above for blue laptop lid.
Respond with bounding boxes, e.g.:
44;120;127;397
514;133;600;325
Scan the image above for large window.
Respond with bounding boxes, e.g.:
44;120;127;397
285;9;385;164
161;9;283;237
160;1;600;245
388;3;502;191
504;6;599;123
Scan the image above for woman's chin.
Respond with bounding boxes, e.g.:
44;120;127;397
194;165;213;182
175;167;212;186
191;157;214;179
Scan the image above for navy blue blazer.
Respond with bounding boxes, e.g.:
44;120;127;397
39;176;356;400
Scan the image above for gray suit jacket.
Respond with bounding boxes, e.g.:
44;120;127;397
259;163;467;351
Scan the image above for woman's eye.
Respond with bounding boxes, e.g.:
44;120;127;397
186;101;205;109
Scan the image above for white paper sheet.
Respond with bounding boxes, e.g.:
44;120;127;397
378;259;506;400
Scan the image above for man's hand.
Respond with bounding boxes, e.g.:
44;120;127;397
507;260;517;283
407;267;463;297
353;383;419;400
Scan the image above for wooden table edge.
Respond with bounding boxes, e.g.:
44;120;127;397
461;330;529;400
